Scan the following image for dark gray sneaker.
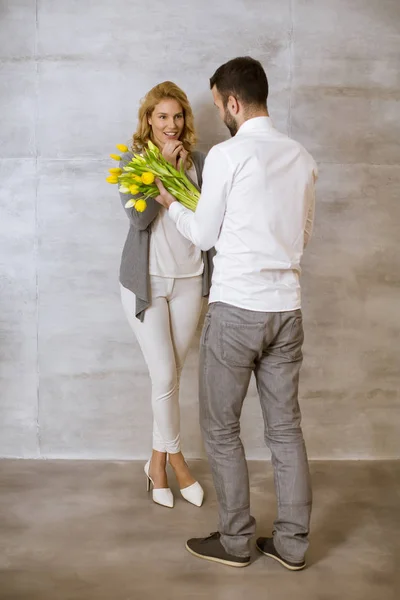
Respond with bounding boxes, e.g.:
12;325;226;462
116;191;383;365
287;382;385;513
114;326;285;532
186;532;250;568
256;537;306;571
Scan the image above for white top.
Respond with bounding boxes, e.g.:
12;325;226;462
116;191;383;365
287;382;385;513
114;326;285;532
169;117;318;312
149;164;203;278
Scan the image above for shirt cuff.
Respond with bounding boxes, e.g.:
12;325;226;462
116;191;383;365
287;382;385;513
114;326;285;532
168;201;187;223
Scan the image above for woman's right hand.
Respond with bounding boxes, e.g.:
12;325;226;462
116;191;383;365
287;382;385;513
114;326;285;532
162;140;184;168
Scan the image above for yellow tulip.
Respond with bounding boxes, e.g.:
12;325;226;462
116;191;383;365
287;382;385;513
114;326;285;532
133;175;142;183
135;199;147;213
141;172;155;185
109;168;122;175
116;144;129;153
106;175;119;184
129;184;140;195
110;154;121;161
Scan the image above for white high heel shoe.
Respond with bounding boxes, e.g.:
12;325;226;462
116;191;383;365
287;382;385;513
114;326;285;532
180;481;204;507
144;460;174;508
168;456;204;507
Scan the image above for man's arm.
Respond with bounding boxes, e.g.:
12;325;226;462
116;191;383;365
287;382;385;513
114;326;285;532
157;146;233;251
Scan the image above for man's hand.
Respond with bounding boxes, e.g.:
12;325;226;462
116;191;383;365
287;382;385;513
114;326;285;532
154;178;177;209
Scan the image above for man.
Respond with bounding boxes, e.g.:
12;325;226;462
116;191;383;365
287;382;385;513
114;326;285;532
155;56;317;570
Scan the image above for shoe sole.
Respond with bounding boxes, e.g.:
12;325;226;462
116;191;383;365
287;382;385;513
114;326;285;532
256;544;306;571
153;500;174;508
185;543;250;568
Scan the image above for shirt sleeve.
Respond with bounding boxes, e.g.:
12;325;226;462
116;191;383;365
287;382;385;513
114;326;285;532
303;162;318;249
168;145;233;251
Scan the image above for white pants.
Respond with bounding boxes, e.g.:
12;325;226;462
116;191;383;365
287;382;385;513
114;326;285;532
121;275;203;454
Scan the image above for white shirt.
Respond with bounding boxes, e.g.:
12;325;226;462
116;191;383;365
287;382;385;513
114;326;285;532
149;164;203;278
169;117;317;312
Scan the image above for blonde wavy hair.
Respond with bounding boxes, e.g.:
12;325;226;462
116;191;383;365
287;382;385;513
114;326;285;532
132;81;197;163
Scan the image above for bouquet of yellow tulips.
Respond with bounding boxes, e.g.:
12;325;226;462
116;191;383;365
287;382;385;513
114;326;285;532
106;141;200;213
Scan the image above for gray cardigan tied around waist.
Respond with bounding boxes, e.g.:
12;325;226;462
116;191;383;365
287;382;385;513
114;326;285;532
118;150;215;321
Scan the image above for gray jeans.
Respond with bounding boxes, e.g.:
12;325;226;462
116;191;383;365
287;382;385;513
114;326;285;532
199;302;312;561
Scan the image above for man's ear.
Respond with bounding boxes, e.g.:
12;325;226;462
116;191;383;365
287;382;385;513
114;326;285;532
227;95;240;115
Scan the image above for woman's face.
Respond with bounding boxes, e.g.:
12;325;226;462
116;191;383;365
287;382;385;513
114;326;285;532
148;98;185;149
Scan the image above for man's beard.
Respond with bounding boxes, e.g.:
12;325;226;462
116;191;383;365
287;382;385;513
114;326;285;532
224;109;238;137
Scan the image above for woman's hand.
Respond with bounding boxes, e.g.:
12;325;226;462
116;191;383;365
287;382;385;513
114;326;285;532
177;147;189;171
162;140;184;168
154;179;177;209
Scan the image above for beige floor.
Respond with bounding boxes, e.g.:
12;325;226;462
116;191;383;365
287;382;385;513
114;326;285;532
0;460;399;600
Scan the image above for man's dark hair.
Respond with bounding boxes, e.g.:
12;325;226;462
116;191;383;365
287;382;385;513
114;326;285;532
210;56;269;107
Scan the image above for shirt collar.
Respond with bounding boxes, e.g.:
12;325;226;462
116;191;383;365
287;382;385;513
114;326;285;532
236;116;274;136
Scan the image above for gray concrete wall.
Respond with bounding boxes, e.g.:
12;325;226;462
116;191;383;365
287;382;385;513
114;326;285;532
1;0;399;459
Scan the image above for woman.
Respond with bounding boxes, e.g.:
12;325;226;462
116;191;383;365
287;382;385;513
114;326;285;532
119;82;212;508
